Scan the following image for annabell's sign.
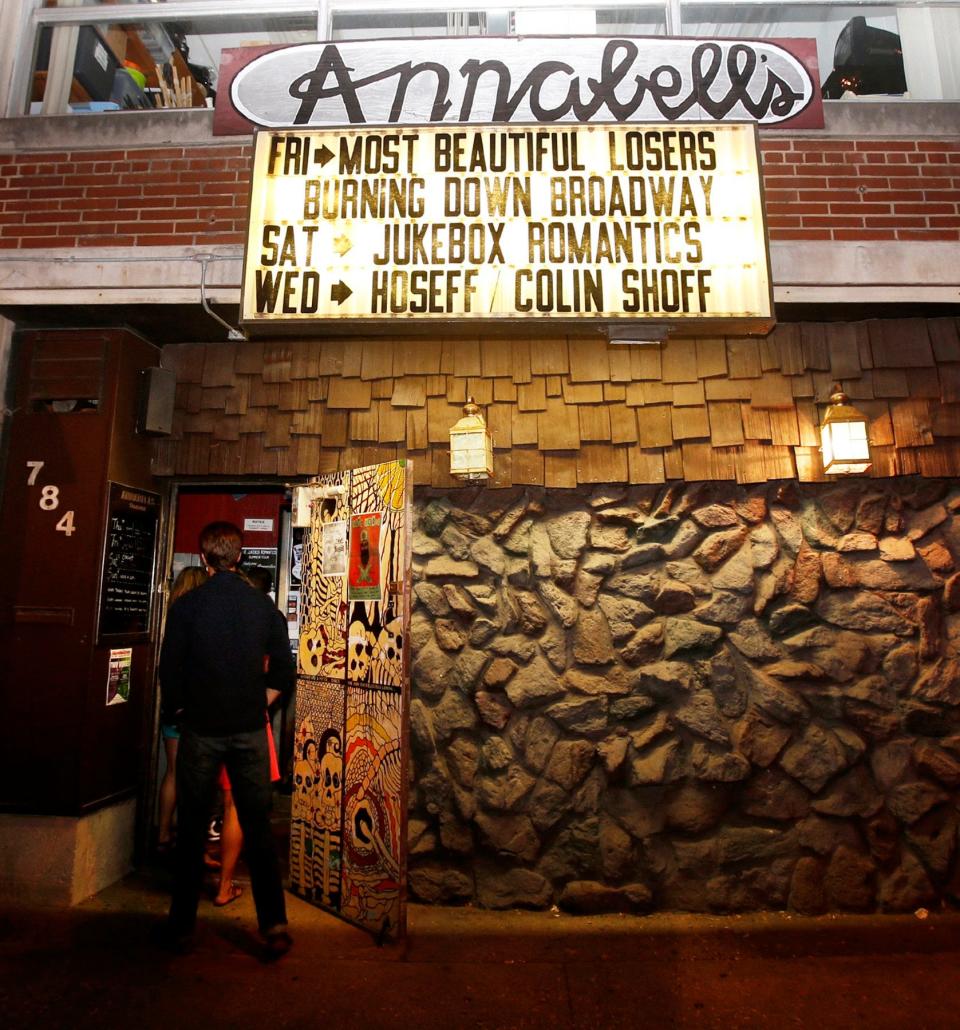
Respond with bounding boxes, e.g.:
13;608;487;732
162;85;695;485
214;36;823;135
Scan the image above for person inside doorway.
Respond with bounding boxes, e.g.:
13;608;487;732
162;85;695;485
157;521;295;959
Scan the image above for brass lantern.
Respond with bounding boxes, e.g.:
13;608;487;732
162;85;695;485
449;397;493;481
821;383;872;475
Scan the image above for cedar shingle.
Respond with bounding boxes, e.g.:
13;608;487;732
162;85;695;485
544;453;578;488
801;323;830;370
905;367;942;399
861;401;894;447
480;338;513;378
795;402;820;447
494;378;518;402
637;405;673;448
511;339;533;384
940;365;960;403
630;346;662;381
235;341;266;375
530;338;569;375
427;397;463;444
741;404;771;440
773;324;805;376
539;398;581;450
704;378;752;401
609;404;639;444
202;345;237;388
360;339;394;380
466;378;494;405
407;409;428;450
869;318;935;368
512;447;544;485
326;378;372;409
769;409;800;447
708;402;745;446
930;402;960;437
671;406;710;440
790;373;815;399
562;381;604;404
487;403;514;449
929;318;960;362
578;404;612;441
447;376;468;404
890;399;933;448
663;444;683;480
727;339;762;378
750;373;795;408
577;444;628;483
518;378;548;412
317;341;345;376
263;344;292;384
404;340;443;374
568;337;610;383
164;344;206;385
449;339;480;376
290;340;321;379
872;369;909;398
681;442;713;481
673;382;706;407
392;376;427;407
321;411;348;448
349;406;379;442
826;323;862;380
696;337;727;378
608;348;632;383
513;411;539;446
627;446;665;484
660;339;698;383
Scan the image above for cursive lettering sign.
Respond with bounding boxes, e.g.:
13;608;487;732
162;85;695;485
223;36;821;134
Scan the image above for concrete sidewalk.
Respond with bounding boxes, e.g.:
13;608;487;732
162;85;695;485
2;866;960;1030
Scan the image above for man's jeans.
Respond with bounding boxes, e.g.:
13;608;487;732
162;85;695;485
169;727;287;936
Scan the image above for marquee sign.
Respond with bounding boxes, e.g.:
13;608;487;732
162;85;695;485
240;122;773;332
215;36;823;136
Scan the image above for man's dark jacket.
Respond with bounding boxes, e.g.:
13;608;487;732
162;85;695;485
159;570;295;735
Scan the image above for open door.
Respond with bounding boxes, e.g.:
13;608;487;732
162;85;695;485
290;459;412;941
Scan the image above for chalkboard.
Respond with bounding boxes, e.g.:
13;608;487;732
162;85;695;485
98;483;160;641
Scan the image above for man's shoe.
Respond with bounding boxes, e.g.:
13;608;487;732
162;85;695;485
261;929;293;962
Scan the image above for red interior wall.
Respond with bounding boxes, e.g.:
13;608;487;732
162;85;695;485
173;491;286;555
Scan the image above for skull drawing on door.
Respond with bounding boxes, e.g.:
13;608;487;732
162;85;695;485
290;460;411;940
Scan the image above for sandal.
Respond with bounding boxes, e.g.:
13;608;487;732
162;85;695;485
213;883;243;907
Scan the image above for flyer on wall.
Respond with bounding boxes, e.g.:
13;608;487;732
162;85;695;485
321;519;347;576
347;512;382;601
106;648;132;705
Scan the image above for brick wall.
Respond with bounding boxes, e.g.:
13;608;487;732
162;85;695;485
1;138;959;249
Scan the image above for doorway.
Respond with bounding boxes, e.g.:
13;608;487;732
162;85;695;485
151;484;298;867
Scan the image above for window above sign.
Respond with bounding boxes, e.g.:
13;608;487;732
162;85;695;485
12;0;960;117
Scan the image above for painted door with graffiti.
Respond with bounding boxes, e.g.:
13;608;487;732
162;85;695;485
289;459;412;940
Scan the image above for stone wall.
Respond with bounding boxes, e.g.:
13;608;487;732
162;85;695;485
407;477;960;914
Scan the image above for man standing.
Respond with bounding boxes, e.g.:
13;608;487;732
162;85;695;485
158;521;295;959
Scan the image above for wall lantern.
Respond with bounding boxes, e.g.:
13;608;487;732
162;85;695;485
820;383;872;475
450;397;493;482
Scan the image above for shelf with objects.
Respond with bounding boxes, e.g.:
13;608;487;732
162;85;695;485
31;22;211;114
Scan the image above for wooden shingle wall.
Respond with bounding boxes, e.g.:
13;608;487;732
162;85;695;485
153;317;960;487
